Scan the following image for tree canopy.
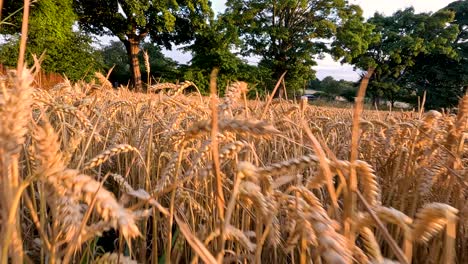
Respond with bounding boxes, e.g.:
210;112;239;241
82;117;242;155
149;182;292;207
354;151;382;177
0;0;102;80
401;1;468;108
224;0;374;93
353;7;460;106
73;0;212;90
100;40;179;86
182;15;271;95
1;0;467;108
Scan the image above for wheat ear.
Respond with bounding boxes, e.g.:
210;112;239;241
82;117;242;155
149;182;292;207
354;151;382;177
83;144;139;170
411;203;458;243
94;252;137;264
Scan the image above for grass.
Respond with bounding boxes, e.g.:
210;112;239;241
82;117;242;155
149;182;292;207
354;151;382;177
0;68;466;263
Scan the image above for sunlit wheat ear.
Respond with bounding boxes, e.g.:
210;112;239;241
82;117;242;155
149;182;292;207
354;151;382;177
239;181;269;218
287;186;352;264
94;72;113;90
94;252;137;264
183;120;212;138
33;121;140;240
55;195;85;243
355;160;381;207
184;119;280;139
63;132;84;164
51;78;72;93
109;173;134;194
357;206;413;234
78;221;114;243
33;120;67;178
155;152;179;192
220;81;248;111
106;100;135;116
0;68;33;261
143;50;150;75
217;119;281;136
236;161;262;182
83;144;139;170
0;68;34;154
172;81;195;96
176;189;209;220
411;203;458;243
108;174;166;217
359;226;384;263
446;94;468;149
421;110;442;130
268;215;282;248
219;140;249;161
352;245;370;264
110;126;129;145
148;82;178;92
51;104;94;131
359;119;375;132
27;144;38;174
225;225;257;252
370;119;390;130
62;170;140;239
258;154;320;177
284;208;317;251
380;258;401;264
32;87;54;106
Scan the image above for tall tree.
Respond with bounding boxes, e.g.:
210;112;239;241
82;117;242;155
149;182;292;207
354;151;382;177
402;1;468;108
225;0;374;93
100;40;178;86
140;42;179;81
0;0;102;79
183;15;244;93
185;15;240;73
353;8;459;106
182;15;273;95
73;0;212;90
317;76;355;96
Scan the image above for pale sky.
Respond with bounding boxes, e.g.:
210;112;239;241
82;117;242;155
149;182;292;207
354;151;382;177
161;0;453;81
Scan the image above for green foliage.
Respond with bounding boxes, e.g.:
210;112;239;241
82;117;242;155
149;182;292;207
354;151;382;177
184;15;240;71
401;1;468;109
354;7;459;106
74;0;212;47
182;15;271;96
225;0;372;93
0;0;102;80
182;16;241;94
180;62;272;97
316;76;355;96
140;42;179;81
308;76;357;101
331;5;377;63
100;41;130;85
99;41;179;86
73;0;213;89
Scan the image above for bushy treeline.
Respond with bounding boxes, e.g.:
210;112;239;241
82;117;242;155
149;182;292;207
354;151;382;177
1;0;467;107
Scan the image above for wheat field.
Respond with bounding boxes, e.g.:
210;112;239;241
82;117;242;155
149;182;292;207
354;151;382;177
0;67;466;264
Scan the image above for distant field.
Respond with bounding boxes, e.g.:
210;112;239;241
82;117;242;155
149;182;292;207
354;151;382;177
1;72;466;263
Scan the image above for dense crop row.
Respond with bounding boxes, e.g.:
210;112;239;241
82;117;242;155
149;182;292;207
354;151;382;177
0;68;466;263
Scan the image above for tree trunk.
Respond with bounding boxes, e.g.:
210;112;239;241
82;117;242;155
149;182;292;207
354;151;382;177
372;95;380;107
273;64;287;98
125;39;142;91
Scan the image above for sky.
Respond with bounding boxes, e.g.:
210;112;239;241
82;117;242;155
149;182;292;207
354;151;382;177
160;0;453;81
